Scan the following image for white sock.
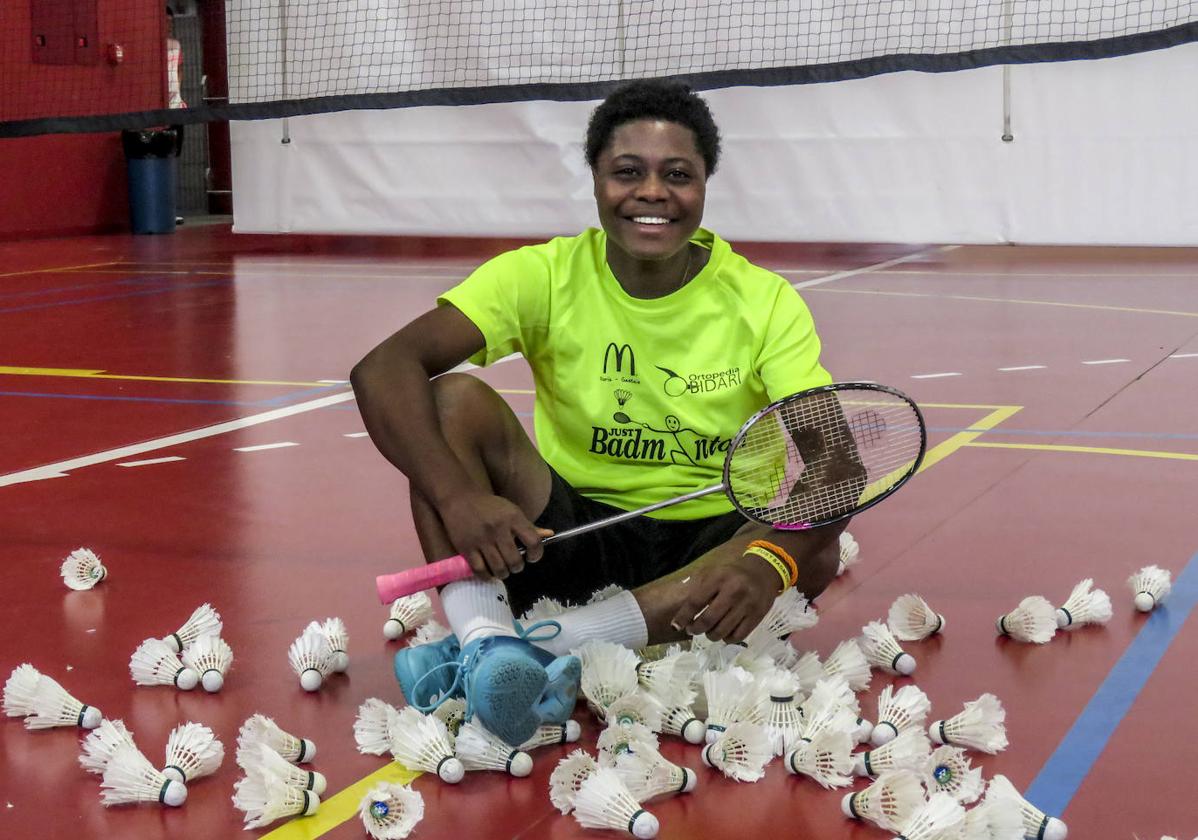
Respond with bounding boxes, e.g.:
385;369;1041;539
533;591;649;657
440;578;517;646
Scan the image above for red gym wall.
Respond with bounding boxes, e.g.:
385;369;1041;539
0;0;163;240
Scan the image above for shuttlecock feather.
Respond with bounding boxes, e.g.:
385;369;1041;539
454;719;532;776
289;627;334;691
836;531;859;575
23;671;102;729
180;635;233;692
1128;565;1172;612
163;722;224;784
572;766;660;838
130;637;198;690
841;768;925;832
923;745;983;805
4;663;41;718
860;620;917;675
996;596;1057;643
783;728;854;788
549;749;599;814
702;666;766;742
60;547;106;590
929;693;1008;754
743;589;819;652
613;746;697;801
80;719;137;775
1055;579;1112;630
237;714;316;763
384;592;433;640
238;742;327;794
987;774;1068;840
163;603;222;653
855;727;932;777
893;792;965;840
387;707;464;783
101;743;187;807
888;593;946;640
576;641;641;716
233;769;320;829
701;721;772;782
872;683;931;747
355;698;402;756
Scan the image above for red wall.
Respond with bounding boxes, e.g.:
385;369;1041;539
0;0;164;239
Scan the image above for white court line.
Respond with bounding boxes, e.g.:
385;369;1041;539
911;372;962;379
117;456;186;468
234;442;299;453
343;432;370;438
0;391;354;487
1169;352;1198;358
318;379;350;384
998;365;1046;371
790;245;960;290
1082;358;1130;365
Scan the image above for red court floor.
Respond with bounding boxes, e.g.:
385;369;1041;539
2;226;1196;839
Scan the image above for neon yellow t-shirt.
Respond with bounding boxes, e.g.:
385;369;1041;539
437;227;831;519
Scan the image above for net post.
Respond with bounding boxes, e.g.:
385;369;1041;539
1001;0;1015;142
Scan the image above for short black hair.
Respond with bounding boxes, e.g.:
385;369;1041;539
585;79;721;176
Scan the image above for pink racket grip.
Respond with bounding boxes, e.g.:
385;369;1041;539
376;555;474;603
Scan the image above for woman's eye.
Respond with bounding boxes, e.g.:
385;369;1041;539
668;170;691;181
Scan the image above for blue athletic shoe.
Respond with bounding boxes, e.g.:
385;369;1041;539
457;634;549;745
393;633;461;708
535;652;582;726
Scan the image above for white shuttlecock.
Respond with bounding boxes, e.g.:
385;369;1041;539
613;747;696;802
888;593;946;641
929;693;1008;754
576;641;641;716
305;617;349;672
744;589;819;651
60;547;106;590
387;707;464;783
23;671;102;729
701;721;773;782
163;603;222;653
798;676;860;742
289;627;334;691
702;667;766;743
572;766;660;839
661;704;707;744
163;721;224;784
987;774;1068;840
4;663;42;718
635;650;701;703
783;728;854;788
836;531;860;576
130;637;199;690
354;698;402;756
430;696;466;739
841;768;925;832
360;781;424;840
821;638;873;692
410;619;452;647
101;743;187;807
747;636;801;671
872;683;932;747
455;719;533;776
238;713;316;763
180;635;233;692
606;691;665;732
1055;579;1112;630
588;583;627;604
1129;565;1172;612
549;749;599;814
233;769;320;829
923;745;983;805
855;727;932;777
861;620;917;675
520;720;583;750
239;742;327;794
893;791;965;840
996;596;1057;643
520;595;568;624
597;722;660;766
762;670;803;756
963;780;1025;840
80;719;138;775
384;592;433;640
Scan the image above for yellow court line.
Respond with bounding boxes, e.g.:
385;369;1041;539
917;405;1024;473
0;365;332;388
262;763;421;840
808;287;1198;318
965;440;1198;462
0;260;120;279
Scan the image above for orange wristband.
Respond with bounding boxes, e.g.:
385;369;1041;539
748;539;798;587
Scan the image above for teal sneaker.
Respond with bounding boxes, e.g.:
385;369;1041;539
457;634;549;745
393;633;460;708
535;652;582;726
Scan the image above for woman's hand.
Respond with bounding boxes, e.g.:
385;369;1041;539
438;491;551;580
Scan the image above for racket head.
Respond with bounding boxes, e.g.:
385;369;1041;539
722;382;926;529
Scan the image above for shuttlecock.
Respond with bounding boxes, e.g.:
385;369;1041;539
613;747;696;801
238;713;316;763
354;698;402;756
783;728;854;788
163;721;224;784
576;641;641;717
163;603;222;653
387;707;464;783
635;650;700;703
4;663;42;718
872;683;931;747
893;791;965;840
888;593;946;641
661;704;707;745
549;749;599;814
797;677;859;742
923;745;983;804
841;768;925;832
572;766;660;838
1055;579;1112;630
520;720;583;751
130;638;199;690
701;721;772;782
410;619;452;647
1129;565;1172;612
855;727;932;777
820;638;872;692
987;774;1068;840
360;781;424;840
929;693;1008;754
238;742;327;794
180;635;233;692
702;667;766;743
597;722;660;766
520;595;568;624
963;779;1025;839
80;719;138;775
836;531;859;576
233;769;320;829
455;719;533;776
60;547;106;590
101;743;187;807
762;670;803;755
305;617;349;672
20;669;102;728
743;589;819;652
588;583;627;603
384;592;433;640
997;596;1057;643
605;691;664;732
289;626;334;691
860;620;917;675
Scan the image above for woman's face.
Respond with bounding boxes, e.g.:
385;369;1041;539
592;119;707;263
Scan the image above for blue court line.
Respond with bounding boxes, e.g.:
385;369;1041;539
1024;550;1198;816
0;278;172;301
254;384;349;406
0;278;233;314
0;390;259;406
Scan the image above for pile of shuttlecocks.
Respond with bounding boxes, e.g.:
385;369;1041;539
129;603;231;692
232;714;324;828
80;720;224;808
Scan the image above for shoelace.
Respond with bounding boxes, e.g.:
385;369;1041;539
411;619;563;717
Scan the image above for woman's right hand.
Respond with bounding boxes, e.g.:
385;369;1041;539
438;491;551;580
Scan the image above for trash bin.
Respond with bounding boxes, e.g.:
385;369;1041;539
122;128;178;234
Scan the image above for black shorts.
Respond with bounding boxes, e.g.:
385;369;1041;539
503;467;747;617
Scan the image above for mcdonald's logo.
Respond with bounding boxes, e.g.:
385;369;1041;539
603;342;636;375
